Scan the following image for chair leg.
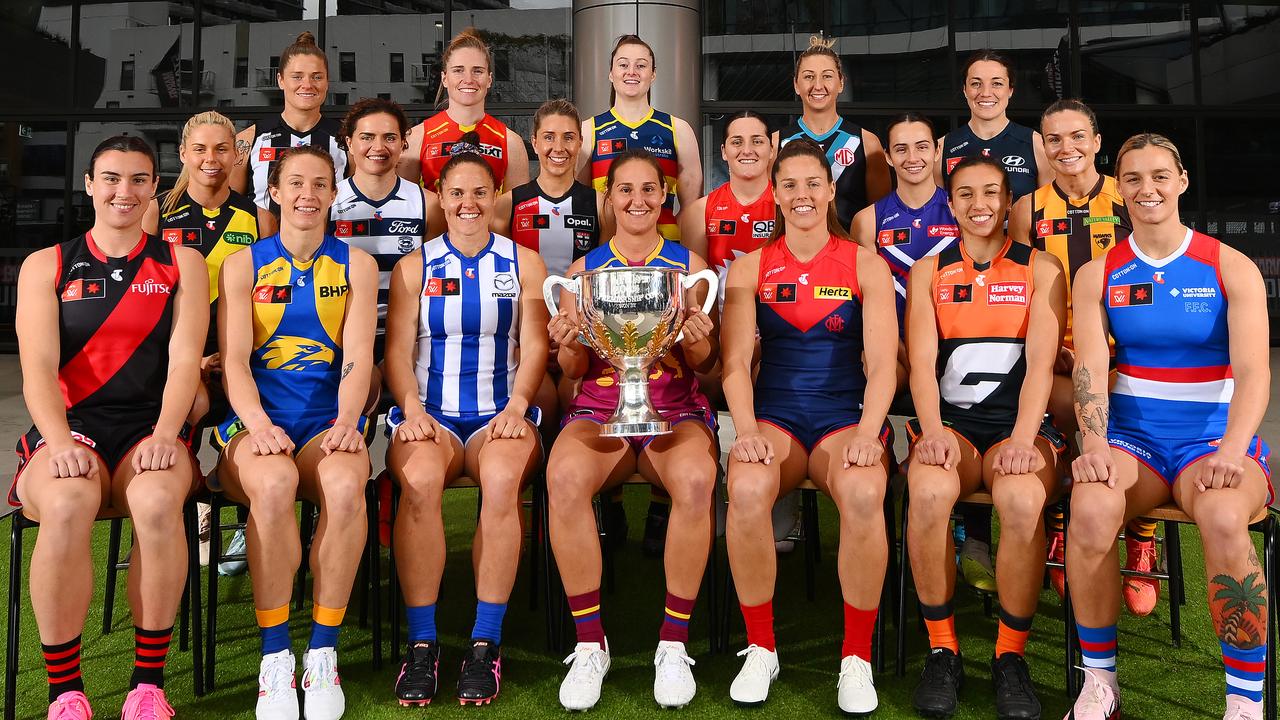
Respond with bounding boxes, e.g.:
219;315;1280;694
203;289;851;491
184;503;205;697
802;489;819;602
296;502;315;611
1263;516;1277;720
367;481;382;670
205;499;222;691
896;488;910;678
389;482;401;661
102;517;124;634
1062;503;1080;699
1166;520;1183;648
527;476;541;612
6;514;26;720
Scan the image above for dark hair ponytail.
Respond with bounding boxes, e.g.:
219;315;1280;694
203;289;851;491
87;135;157;178
768;139;851;243
438;131;499;189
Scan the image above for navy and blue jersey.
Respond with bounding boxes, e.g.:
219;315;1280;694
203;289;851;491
872;187;959;328
779;116;870;229
941;121;1039;200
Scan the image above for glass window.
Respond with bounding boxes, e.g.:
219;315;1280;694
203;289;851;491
451;2;573;104
68;3;194;110
326;6;450;105
1078;1;1193;104
0;4;75;109
339;51;356;83
235;57;249;88
196;2;315;112
120;59;135;91
390;52;404;83
954;2;1069;109
1195;4;1280;105
1093;115;1198;211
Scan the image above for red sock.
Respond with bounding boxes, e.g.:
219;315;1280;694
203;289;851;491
740;600;775;651
659;592;695;643
842;603;878;661
567;589;605;645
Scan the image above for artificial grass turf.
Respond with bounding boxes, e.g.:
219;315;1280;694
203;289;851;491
0;489;1264;720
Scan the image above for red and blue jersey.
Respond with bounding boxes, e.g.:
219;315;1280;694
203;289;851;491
872;187;959;328
754;235;866;419
1105;229;1231;441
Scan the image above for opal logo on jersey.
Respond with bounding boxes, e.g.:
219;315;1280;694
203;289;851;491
130;278;172;296
565;214;596;230
424;277;461;297
878;228;910;246
597;139;627;156
259;335;334;371
928;225;959;238
834;147;856;167
253;285;292;304
814;286;851;300
225;231;255;246
825;313;845;333
1003;155;1026;167
1108;282;1153;307
387;220;422;235
752;220;774;238
61;278;105;302
986;281;1028;305
759;283;796;303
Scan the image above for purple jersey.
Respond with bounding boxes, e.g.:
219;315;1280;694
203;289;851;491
872;187;959;328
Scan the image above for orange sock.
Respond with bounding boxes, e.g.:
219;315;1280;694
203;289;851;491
920;603;959;653
995;610;1032;657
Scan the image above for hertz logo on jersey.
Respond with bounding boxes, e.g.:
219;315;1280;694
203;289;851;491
814;286;852;300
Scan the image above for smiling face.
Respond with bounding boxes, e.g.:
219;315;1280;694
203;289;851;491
609;42;655;101
440;160;496;236
607;158;665;236
963;59;1012;122
532;112;580;180
348;112;406;177
887;120;939;188
1041;109;1100;180
443;46;492;109
85;150;157;231
794;54;843;113
180;123;236;192
1116;145;1188;226
948;163;1010;239
721;116;771;182
773;154;834;234
268;153;336;232
278;53;328;112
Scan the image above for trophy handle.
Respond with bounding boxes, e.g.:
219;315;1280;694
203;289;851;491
675;268;720;342
542;274;579;317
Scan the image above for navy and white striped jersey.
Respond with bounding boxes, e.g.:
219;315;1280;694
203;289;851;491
329;176;427;327
247;115;347;216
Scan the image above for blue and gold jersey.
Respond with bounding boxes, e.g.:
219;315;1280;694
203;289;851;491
247;234;351;423
584;236;689;272
588;108;681;240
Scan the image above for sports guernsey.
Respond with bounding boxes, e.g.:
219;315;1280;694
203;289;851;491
418;111;510;193
703;182;775;302
588;108;681;239
1030;174;1131;346
509;180;600;277
412;233;522;419
1104;229;1270;483
754;235;877;451
942;121;1039;200
565;238;709;432
872;186;959;326
159;189;259;353
779;116;869;229
330;176;427;327
215;234;352;448
13;233;183;501
247;115;347;216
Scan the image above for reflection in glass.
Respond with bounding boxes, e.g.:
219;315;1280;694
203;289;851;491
1077;2;1192;104
1195;4;1280;105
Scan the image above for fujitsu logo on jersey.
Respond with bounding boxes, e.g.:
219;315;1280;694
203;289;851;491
130;278;172;295
387;220;421;235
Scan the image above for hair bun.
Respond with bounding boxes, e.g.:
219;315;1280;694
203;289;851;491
294;30;317;46
451;130;483;156
807;34;836;51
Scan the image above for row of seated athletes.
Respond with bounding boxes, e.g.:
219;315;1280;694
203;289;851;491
11;106;1272;720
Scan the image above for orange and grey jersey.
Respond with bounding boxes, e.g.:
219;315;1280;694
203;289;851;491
930;238;1037;426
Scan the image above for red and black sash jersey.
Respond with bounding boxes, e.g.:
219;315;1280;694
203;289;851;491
418;111;510;193
704;182;776;272
55;233;180;415
509;180;600;278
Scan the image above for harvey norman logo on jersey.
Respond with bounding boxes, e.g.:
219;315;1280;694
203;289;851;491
986;281;1027;305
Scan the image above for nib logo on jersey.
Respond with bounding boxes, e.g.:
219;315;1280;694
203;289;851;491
1109;282;1153;307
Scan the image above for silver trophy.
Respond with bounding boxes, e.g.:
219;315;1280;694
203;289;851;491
544;266;717;436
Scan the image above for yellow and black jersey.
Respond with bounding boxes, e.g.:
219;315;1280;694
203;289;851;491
1029;174;1130;346
159;189;260;306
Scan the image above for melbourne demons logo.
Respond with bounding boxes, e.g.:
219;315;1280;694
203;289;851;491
258;335;335;371
824;313;845;333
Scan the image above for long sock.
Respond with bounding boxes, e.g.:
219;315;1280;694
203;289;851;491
995;610;1033;657
471;601;508;644
841;603;878;661
256;604;291;656
42;636;84;702
740;600;775;651
1047;510;1065;534
129;626;173;689
659;592;696;643
309;604;345;650
406;603;437;643
920;602;959;653
1126;519;1156;543
1222;641;1266;702
1076;623;1117;672
567;589;605;645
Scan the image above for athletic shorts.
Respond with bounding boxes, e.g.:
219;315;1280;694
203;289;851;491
387;404;543;447
1108;430;1273;500
756;407;892;455
563;405;717;454
11;412;195;507
212;412;369;454
907;415;1068;458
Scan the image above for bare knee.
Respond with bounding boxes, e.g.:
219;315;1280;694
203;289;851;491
246;470;299;520
548;461;598;514
1067;489;1125;554
125;482;184;535
478;468;522;521
993;479;1047;539
727;469;776;520
834;476;885;520
318;470;367;521
29;480;99;530
668;462;716;510
907;470;959;524
396;465;446;506
1194;495;1252;549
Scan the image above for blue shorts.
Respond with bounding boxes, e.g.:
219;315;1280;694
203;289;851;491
213;413;368;453
1108;430;1272;493
563;406;716;454
388;404;543;447
756;407;889;454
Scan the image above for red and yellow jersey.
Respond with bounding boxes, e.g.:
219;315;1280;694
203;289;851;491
930;237;1036;426
588;107;681;239
418;111;510;193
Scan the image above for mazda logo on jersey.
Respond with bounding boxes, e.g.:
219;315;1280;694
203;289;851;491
878;228;910;246
759;283;796;303
424;277;461;297
253;285;292;304
937;283;973;304
1003;155;1026;167
494;273;515;291
596;139;627;156
1109;283;1153;307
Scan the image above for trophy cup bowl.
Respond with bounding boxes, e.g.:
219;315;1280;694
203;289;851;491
544;266;717;436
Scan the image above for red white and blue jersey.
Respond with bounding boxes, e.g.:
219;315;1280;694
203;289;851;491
704;182;775;305
1105;229;1231;441
415;233;522;417
754;235;866;419
872;187;959;327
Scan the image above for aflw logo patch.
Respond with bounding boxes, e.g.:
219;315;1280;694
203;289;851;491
253;285;293;304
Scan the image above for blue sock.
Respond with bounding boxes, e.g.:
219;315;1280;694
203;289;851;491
308;621;341;650
471;601;508;644
1076;623;1118;673
1222;640;1266;702
406;604;437;644
260;622;290;656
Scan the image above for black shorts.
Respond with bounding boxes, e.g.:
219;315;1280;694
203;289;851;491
907;415;1067;458
10;410;195;507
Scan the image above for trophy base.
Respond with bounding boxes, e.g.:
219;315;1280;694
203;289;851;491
600;420;672;437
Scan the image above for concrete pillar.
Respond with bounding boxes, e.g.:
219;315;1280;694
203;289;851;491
572;0;701;130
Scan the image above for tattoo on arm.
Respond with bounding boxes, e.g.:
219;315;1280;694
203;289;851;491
235;139;250;166
342;362;354;379
1210;571;1268;649
1073;365;1109;438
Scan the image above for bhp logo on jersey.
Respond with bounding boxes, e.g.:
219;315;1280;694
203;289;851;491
130;278;172;296
937;283;973;304
597;139;627;156
759;283;796;303
61;278;105;302
986;281;1027;305
814;286;852;300
1109;282;1154;307
319;285;348;298
253;285;293;304
928;224;959;238
878;228;910;246
424;277;461;297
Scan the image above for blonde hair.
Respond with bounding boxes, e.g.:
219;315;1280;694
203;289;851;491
1116;133;1185;176
436;28;492;108
795;34;843;80
160;110;237;216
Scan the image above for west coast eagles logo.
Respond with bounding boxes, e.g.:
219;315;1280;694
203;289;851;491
257;335;335;370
